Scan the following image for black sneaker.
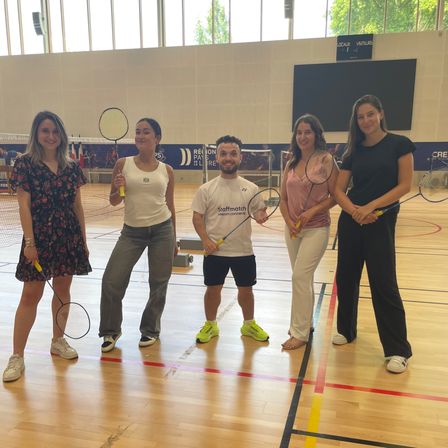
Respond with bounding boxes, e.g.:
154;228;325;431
139;336;158;347
101;332;122;353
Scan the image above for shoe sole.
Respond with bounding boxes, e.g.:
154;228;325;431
386;364;407;373
139;338;158;347
332;335;349;345
101;343;115;353
51;351;78;360
241;334;269;342
3;366;25;382
196;333;219;343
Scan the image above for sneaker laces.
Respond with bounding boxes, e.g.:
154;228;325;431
200;322;213;332
249;321;263;332
6;355;21;370
57;337;71;350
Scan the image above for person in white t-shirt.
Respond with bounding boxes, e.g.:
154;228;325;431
192;135;270;344
99;118;177;352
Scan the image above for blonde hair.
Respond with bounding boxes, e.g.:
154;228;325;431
26;111;72;170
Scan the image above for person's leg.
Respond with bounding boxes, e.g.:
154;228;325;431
237;286;254;320
285;227;329;347
232;256;269;342
49;276;78;359
229;255;257;320
335;212;365;342
51;275;73;338
204;285;224;320
99;225;146;337
284;224;300;270
196;255;228;343
140;220;175;338
364;211;412;359
3;281;45;382
12;281;45;356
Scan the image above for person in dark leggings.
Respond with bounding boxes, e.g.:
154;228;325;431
333;95;414;374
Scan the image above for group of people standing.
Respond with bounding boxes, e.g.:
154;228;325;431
2;93;414;383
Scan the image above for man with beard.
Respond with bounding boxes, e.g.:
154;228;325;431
192;135;270;344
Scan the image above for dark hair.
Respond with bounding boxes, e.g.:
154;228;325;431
216;135;242;151
137;117;162;151
26;111;71;169
344;94;388;160
288;114;326;170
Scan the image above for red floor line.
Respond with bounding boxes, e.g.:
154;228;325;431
100;355;299;383
398;217;442;238
21;342;448;404
101;354;448;402
325;382;448;402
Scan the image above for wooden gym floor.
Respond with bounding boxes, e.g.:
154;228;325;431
0;183;447;448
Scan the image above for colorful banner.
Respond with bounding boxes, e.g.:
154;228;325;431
1;141;447;172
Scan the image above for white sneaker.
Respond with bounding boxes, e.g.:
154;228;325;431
139;336;158;347
101;333;122;353
3;355;25;382
386;356;408;374
51;337;78;360
332;333;349;345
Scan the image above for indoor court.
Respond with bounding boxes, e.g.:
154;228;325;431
1;1;448;447
0;182;447;448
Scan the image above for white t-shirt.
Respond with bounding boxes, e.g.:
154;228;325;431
122;157;171;227
191;175;263;257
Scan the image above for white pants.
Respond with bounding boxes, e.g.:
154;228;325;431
284;225;329;341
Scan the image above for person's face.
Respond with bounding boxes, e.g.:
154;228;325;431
356;103;383;136
135;121;160;152
295;121;316;153
216;142;241;175
37;119;61;152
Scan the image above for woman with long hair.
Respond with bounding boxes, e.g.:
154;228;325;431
99;118;176;352
332;95;414;373
279;114;337;350
3;111;91;382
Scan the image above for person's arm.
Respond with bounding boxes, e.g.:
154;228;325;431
352;152;414;223
17;187;38;264
333;169;357;215
109;158;126;206
279;167;298;237
165;165;178;256
73;187;89;256
192;211;218;255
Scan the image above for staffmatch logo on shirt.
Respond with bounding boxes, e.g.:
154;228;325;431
218;205;247;216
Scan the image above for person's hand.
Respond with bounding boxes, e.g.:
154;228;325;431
352;204;375;224
296;208;315;230
287;219;299;238
203;238;219;255
114;172;126;191
360;213;378;225
253;207;268;224
23;246;38;264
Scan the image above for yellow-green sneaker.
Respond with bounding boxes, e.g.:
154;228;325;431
240;320;269;341
196;321;219;343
